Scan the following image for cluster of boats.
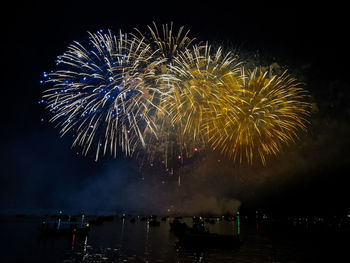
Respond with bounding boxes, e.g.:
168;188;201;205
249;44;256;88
40;214;90;236
39;213;165;236
39;213;241;248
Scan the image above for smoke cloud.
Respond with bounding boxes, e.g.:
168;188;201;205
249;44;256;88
1;106;349;216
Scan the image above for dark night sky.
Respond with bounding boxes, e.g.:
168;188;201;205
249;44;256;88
1;2;349;215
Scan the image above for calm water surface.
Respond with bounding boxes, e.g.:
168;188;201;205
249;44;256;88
1;216;349;262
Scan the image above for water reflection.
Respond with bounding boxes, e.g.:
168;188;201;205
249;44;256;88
71;230;75;250
144;220;150;260
57;216;245;262
2;215;349;262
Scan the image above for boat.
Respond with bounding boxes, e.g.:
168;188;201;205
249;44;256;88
148;219;161;226
169;219;190;232
170;219;241;248
204;218;216;224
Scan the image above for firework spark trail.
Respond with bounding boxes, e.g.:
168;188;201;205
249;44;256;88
206;68;311;165
43;30;167;161
132;22;195;61
42;23;312;166
131;23;203;165
42;23;197;162
149;44;242;163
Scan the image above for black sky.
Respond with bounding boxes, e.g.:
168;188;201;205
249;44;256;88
1;2;349;215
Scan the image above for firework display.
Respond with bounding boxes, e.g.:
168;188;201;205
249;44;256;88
43;30;165;161
147;44;241;164
42;23;311;165
207;69;311;165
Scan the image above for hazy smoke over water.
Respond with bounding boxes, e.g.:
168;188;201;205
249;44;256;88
173;194;241;216
1;111;349;215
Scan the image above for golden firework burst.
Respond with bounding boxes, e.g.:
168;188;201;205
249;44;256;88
207;68;311;165
145;44;241;164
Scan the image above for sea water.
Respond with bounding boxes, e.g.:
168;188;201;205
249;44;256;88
1;215;349;262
